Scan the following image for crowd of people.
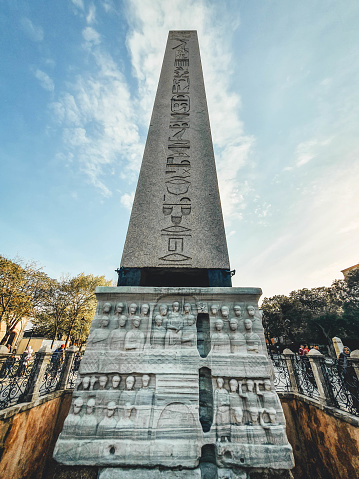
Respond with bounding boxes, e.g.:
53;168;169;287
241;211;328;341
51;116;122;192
298;344;320;356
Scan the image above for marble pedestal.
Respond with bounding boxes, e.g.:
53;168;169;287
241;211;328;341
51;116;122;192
54;286;294;476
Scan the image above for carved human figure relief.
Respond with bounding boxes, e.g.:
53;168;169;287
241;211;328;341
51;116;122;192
89;375;97;391
246;305;262;322
243;318;261;354
128;303;138;320
105;375;122;404
257;379;278;423
159;303;168;319
228;318;246;354
228;379;243;425
151;314;166;349
233;305;242;318
183;302;194;321
221;305;230;320
210;319;230;354
87;317;110;349
124;316;145;351
98;375;108;390
115;302;125;316
239;379;260;425
165;301;183;349
119;375;136;409
141;303;150;318
210;304;218;318
214;378;230;442
102;302;112;318
97;401;117;437
109;315;127;350
181;305;197;348
116;406;134;439
135;374;154;438
78;398;98;437
62;397;83;436
79;375;90;390
95;375;109;407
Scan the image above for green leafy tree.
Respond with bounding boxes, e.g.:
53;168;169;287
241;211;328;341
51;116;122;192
63;273;113;348
341;269;359;340
32;273;113;347
32;276;70;347
0;255;50;345
262;277;357;356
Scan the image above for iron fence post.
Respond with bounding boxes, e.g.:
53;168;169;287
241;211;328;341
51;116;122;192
307;349;331;406
349;350;359;382
22;345;52;403
58;345;78;390
282;349;298;393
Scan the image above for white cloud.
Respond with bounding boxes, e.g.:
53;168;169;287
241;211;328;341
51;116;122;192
34;69;54;92
295;137;332;167
120;192;135;210
20;17;44;42
82;27;101;45
71;0;84;11
86;4;96;24
50;36;143;195
125;0;253;225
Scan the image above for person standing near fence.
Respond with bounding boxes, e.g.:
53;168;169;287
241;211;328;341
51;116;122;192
338;346;351;380
21;346;33;376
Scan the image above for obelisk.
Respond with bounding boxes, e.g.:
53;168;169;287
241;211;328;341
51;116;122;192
118;30;231;288
54;31;294;479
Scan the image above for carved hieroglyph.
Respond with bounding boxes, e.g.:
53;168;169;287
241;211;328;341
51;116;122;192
54;286;294;474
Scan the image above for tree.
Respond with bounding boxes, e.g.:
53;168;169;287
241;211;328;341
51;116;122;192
63;273;113;348
31;277;70;347
341;268;359;341
0;255;50;345
261;295;304;344
262;276;358;357
32;273;113;347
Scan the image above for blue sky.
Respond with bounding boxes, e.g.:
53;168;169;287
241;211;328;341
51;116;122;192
1;0;358;299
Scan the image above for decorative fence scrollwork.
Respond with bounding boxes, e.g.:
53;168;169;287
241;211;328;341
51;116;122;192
320;357;359;416
269;350;359;418
38;351;65;396
0;348;83;411
66;352;82;389
291;354;320;401
268;352;291;392
0;354;39;409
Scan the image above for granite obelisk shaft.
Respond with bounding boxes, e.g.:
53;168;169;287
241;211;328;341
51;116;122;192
120;31;230;284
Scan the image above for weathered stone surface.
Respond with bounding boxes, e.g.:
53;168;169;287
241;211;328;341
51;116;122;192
54;287;294;474
120;31;230;271
281;396;359;479
99;467;201;478
0;391;72;479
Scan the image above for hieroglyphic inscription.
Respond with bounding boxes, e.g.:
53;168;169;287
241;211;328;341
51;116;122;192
160;34;193;266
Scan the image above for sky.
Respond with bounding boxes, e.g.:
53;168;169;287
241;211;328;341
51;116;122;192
1;0;359;300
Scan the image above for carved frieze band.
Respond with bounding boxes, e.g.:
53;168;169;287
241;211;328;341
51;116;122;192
86;300;264;354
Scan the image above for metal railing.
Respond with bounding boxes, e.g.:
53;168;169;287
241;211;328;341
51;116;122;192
0;355;39;409
0;346;80;411
270;350;359;418
1;345;358;420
